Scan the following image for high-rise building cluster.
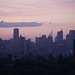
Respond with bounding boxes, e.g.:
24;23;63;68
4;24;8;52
0;28;75;59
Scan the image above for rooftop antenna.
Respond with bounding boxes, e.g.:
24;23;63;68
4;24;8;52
50;29;53;37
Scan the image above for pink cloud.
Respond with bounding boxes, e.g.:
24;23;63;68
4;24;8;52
0;1;75;19
0;1;75;12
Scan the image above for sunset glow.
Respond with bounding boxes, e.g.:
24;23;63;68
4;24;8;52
0;0;75;23
0;0;75;41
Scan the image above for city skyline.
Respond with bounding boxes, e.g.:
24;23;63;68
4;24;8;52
0;24;75;41
0;27;75;42
0;28;75;57
0;28;75;75
0;0;75;41
0;0;75;73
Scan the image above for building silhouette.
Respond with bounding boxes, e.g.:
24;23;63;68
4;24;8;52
13;28;19;40
66;30;75;50
13;28;19;49
55;30;63;44
0;28;75;58
66;30;75;44
19;35;25;54
73;40;75;56
47;35;53;50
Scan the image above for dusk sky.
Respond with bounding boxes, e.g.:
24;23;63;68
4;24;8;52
0;0;75;41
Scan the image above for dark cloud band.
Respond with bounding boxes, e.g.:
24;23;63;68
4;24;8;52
0;21;42;27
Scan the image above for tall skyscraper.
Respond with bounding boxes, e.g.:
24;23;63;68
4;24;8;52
13;28;19;40
13;28;19;49
66;30;75;50
66;30;75;42
55;30;63;44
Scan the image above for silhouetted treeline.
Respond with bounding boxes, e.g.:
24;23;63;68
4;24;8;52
0;55;75;75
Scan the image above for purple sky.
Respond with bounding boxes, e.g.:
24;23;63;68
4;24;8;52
0;0;75;41
0;0;75;23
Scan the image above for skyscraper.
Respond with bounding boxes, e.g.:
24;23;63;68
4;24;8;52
19;35;25;54
13;28;19;49
13;28;19;40
66;30;75;50
66;30;75;42
55;30;63;44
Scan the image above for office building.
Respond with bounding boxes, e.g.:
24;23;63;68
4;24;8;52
13;28;19;49
55;30;63;44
